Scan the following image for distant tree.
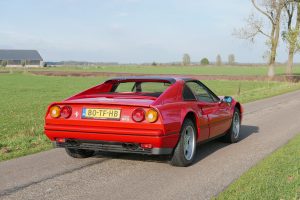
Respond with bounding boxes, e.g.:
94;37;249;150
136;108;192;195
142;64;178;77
216;54;222;66
182;54;191;66
228;54;235;65
152;62;157;66
200;58;210;65
42;62;48;67
21;60;26;67
282;1;300;75
1;60;7;67
234;0;286;77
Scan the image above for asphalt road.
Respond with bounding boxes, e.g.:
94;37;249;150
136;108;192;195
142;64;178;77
1;90;300;200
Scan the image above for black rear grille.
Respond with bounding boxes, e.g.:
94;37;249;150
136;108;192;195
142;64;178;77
56;139;152;154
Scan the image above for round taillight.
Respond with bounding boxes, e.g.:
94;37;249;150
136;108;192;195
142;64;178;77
146;109;158;123
132;108;145;122
61;106;72;119
50;106;61;118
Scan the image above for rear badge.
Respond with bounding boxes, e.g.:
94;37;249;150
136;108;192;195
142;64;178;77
75;111;79;118
121;116;130;122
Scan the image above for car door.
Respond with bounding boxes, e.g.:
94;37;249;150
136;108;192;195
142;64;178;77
185;81;232;138
182;84;210;142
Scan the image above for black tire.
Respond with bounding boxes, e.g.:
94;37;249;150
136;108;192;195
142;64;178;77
222;108;241;143
65;148;95;158
170;119;197;167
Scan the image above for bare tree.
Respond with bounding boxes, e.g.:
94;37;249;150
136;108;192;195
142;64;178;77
235;0;287;77
21;60;26;67
216;54;222;66
1;60;7;67
228;54;236;65
282;1;300;75
182;54;191;66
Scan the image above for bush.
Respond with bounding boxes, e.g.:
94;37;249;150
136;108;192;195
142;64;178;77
42;62;48;67
200;58;209;65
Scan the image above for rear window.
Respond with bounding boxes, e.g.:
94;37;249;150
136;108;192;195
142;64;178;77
111;81;171;97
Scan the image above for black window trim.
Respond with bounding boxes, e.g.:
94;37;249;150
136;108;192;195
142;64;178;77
184;80;220;103
182;84;197;101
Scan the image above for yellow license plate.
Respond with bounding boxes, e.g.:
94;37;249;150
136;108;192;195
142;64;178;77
82;108;121;120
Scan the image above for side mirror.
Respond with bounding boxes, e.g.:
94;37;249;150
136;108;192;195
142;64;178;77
222;96;233;104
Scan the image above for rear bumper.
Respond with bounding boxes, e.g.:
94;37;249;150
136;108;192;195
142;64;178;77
54;139;173;155
45;129;179;155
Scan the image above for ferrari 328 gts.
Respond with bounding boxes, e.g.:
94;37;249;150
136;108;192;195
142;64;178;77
44;76;243;167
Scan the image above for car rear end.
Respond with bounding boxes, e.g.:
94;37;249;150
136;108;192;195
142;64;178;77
44;78;179;155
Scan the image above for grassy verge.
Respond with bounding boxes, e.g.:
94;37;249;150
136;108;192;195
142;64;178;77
215;134;300;200
1;73;300;161
4;65;300;76
0;73;105;161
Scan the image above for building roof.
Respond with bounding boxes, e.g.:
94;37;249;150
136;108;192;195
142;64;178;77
0;50;43;61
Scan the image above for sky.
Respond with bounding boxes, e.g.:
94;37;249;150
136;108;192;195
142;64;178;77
0;0;297;63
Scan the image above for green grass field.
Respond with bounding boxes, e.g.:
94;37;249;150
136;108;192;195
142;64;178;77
215;134;300;200
1;72;300;161
19;65;300;76
0;73;105;161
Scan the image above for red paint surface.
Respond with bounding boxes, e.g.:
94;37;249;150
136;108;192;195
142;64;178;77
44;77;243;150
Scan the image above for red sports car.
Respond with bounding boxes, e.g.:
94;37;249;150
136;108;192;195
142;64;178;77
44;76;243;167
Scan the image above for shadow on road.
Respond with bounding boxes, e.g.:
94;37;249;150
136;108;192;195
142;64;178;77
193;125;259;164
240;125;259;140
94;125;259;166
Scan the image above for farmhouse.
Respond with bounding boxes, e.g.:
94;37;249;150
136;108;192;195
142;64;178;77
0;49;43;67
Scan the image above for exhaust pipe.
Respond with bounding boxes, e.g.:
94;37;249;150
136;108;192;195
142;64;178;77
122;143;139;151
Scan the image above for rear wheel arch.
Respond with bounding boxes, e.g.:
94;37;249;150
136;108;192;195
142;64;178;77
182;111;198;139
